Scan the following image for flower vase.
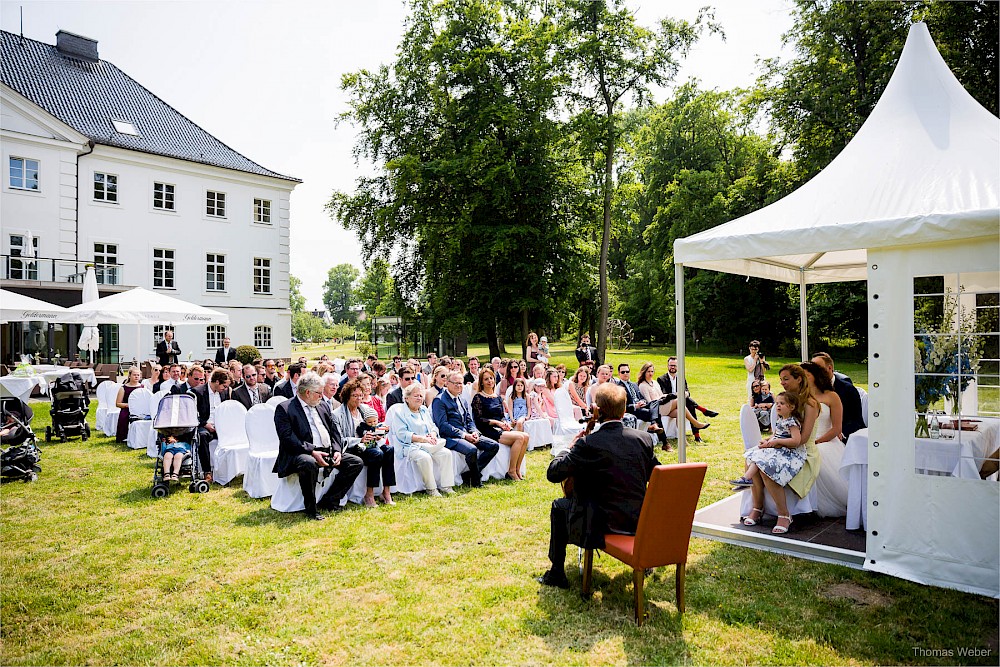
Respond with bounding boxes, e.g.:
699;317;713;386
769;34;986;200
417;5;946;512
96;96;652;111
915;406;930;438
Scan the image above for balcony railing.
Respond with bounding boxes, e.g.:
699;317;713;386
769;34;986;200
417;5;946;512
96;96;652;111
1;255;126;286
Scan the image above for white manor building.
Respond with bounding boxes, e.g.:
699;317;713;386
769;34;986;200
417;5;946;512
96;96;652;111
1;29;299;364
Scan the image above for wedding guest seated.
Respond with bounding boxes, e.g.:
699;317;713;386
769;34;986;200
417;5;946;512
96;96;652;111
637;361;707;448
751;380;775;431
472;368;528;480
465;357;481;384
359;373;386;423
424;366;450;408
432;371;500;488
321;373;341;411
567;366;591;418
233;363;271;408
333;378;395;507
385;368;416;410
389;383;455;496
262;359;280;389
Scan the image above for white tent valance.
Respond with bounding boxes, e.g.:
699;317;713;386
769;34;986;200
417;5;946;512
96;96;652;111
1;289;79;323
64;287;229;325
673;23;999;284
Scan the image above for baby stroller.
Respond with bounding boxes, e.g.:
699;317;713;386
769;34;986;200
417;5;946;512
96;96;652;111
47;372;91;442
1;396;41;482
151;393;210;497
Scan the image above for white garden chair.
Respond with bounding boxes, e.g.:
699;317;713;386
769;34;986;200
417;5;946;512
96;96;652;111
243;404;280;499
126;388;154;451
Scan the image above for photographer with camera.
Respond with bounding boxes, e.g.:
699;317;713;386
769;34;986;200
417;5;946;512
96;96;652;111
575;333;600;369
744;340;770;402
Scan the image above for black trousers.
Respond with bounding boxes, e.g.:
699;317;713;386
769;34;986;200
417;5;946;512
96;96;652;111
197;427;213;473
359;444;397;488
289;452;364;515
547;497;574;574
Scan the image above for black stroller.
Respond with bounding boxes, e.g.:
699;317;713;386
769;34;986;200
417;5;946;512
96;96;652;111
1;396;41;482
46;373;91;442
151;393;210;497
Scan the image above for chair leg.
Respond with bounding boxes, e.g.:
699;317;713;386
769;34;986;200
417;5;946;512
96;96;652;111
581;549;594;598
676;563;686;614
633;567;645;626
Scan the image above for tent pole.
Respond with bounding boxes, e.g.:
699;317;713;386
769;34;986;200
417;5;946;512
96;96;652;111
675;262;687;463
799;270;808;361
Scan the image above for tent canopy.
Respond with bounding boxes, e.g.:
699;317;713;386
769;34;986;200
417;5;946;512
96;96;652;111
673;22;999;284
0;289;78;323
64;287;228;325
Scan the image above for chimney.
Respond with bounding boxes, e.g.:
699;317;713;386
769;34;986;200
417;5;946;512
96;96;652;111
55;30;98;62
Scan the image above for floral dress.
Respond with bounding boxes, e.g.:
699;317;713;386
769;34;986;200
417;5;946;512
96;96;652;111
744;416;806;486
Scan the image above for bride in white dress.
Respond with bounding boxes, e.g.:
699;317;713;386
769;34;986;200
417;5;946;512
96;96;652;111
803;361;850;517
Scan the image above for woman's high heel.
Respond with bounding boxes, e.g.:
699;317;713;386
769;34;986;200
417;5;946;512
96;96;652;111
743;508;763;526
772;515;793;534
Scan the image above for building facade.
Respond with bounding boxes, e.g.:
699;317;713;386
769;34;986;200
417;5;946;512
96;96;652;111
1;29;299;363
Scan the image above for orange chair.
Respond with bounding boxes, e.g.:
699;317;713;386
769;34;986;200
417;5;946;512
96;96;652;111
581;462;707;625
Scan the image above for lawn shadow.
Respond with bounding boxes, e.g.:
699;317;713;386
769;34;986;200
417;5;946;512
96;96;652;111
524;563;688;664
234;507;306;528
118;484;157;505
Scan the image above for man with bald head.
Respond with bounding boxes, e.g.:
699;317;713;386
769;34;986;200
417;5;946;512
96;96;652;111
432;371;500;487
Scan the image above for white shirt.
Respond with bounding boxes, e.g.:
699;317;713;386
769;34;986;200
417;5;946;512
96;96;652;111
298;397;331;449
208;388;223;425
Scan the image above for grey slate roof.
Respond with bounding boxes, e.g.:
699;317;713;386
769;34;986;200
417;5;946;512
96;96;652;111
1;30;300;182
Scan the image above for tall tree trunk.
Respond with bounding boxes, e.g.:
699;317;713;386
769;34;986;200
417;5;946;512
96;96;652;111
487;318;500;359
597;137;614;365
521;308;530;360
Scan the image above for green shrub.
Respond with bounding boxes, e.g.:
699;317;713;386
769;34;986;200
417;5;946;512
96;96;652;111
235;344;261;365
356;341;373;358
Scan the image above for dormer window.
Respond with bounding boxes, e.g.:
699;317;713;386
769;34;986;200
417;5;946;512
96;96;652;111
111;119;140;136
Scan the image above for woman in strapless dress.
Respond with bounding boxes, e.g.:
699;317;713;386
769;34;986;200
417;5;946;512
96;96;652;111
802;361;849;517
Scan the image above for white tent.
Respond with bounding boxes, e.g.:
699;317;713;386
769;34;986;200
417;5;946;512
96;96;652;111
0;289;79;323
673;23;999;597
65;287;229;362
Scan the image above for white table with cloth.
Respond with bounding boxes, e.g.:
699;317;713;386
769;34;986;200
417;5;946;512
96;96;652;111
841;420;1000;530
32;365;98;387
0;375;48;401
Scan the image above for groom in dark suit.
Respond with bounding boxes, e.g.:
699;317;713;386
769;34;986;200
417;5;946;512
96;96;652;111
432;371;499;488
540;382;659;589
215;337;237;364
273;372;363;520
156;330;180;366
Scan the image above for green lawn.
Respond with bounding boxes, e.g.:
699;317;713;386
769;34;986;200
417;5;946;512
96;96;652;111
2;349;996;666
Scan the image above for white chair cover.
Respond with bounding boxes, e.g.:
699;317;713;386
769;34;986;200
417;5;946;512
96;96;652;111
271;468;340;513
551;386;584;455
126;388;154;451
738;404;817;518
211;401;250;485
94;380;121;436
481;438;528;480
266;395;287;406
858;386;869;427
461;383;474;406
243;404;280;499
522;418;553;450
385;405;456;494
346;434;389;504
145;390;168;457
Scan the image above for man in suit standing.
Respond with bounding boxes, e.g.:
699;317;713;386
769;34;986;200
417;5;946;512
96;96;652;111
657;356;717;442
539;382;659;589
575;334;600;369
215;337;237;364
191;368;233;483
273;372;363;520
811;352;865;440
385;368;416;410
273;363;304;399
156;330;180;366
432;371;500;488
232;363;270;409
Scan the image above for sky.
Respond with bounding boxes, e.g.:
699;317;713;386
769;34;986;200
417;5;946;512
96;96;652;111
1;0;794;310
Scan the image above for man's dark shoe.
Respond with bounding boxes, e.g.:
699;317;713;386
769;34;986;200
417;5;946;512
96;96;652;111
460;471;473;486
536;570;570;589
306;512;325;521
701;408;719;418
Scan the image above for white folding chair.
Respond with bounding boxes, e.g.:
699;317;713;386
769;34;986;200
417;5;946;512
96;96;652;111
126;388;154;451
858;386;869;427
145;391;168;457
211;401;250;486
522;418;553;450
266;395;287;407
738;404;817;519
94;380;120;436
551;386;584;455
243;404;281;499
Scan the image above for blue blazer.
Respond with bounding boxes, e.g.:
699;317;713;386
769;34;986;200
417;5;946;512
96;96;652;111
432;390;477;440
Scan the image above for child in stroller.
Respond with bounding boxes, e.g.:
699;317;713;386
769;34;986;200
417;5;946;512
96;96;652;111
1;396;41;482
151;393;209;497
47;372;91;442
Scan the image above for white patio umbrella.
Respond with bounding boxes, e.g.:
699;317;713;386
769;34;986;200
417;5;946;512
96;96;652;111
0;289;78;324
65;287;229;362
76;266;101;363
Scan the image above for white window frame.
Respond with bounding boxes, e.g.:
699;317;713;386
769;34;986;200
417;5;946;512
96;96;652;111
206;253;226;292
206;325;227;349
254;325;273;349
253;257;272;295
93;172;118;203
153;325;174;351
153;182;176;211
153;248;175;289
9;156;40;191
8;234;39;280
93;242;119;285
206;190;227;218
253;198;272;225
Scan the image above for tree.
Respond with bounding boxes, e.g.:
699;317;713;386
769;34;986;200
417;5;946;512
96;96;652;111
554;0;716;362
288;274;306;314
330;0;589;358
354;258;395;319
322;264;359;323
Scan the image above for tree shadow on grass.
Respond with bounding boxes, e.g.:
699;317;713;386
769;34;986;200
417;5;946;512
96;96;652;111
524;563;688;664
233;507;306;528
